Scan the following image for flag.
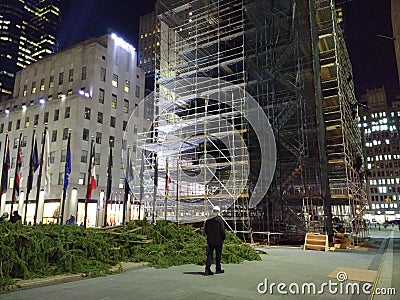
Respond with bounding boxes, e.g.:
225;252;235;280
14;142;23;203
127;154;134;183
43;131;51;195
87;144;97;200
27;133;39;194
1;136;10;195
165;160;172;197
63;133;71;200
124;150;133;202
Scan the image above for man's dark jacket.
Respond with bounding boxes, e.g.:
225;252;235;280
205;215;226;246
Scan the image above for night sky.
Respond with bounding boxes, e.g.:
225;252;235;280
57;0;400;100
57;0;156;50
342;0;400;100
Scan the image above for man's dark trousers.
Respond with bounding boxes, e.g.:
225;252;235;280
206;244;222;271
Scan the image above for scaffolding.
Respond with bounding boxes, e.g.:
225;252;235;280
128;0;368;244
314;0;367;241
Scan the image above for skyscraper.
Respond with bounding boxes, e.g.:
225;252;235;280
0;0;62;101
138;11;160;95
392;0;400;85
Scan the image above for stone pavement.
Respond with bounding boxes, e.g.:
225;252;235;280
1;227;398;300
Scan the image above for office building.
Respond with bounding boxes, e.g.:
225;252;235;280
138;11;160;95
0;33;146;226
360;87;400;222
0;0;62;100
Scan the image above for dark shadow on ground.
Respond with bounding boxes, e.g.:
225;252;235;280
183;271;205;276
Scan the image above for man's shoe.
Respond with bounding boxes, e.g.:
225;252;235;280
204;269;214;276
215;269;225;274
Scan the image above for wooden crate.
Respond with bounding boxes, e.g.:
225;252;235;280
303;233;329;251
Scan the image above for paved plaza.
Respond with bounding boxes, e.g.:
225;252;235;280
1;227;399;300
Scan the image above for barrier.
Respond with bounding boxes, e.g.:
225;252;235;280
303;233;329;251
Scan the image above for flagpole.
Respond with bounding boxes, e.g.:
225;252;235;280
10;132;22;214
104;140;113;227
60;131;71;225
138;150;144;220
164;157;168;221
24;129;36;224
84;138;95;228
122;146;130;225
0;134;10;213
151;152;158;224
34;126;47;225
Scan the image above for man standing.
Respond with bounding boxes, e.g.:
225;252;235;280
204;206;226;276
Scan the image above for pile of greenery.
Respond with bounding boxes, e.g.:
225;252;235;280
0;220;260;290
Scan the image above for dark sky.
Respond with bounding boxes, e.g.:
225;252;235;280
58;0;156;50
342;0;400;100
57;0;400;100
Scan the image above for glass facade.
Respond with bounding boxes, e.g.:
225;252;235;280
0;0;62;100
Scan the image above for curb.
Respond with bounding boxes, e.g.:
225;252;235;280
2;262;149;292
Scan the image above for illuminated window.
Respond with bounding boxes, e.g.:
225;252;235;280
79;172;86;185
23;84;27;96
124;80;130;93
40;78;45;91
123;99;129;113
111;94;117;108
31;81;36;94
112;74;118;87
49;75;54;88
84;107;91;120
25;117;29;128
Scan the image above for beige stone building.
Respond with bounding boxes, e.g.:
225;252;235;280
0;34;146;226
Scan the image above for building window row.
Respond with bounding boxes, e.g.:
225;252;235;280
22;67;88;96
0;107;71;134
